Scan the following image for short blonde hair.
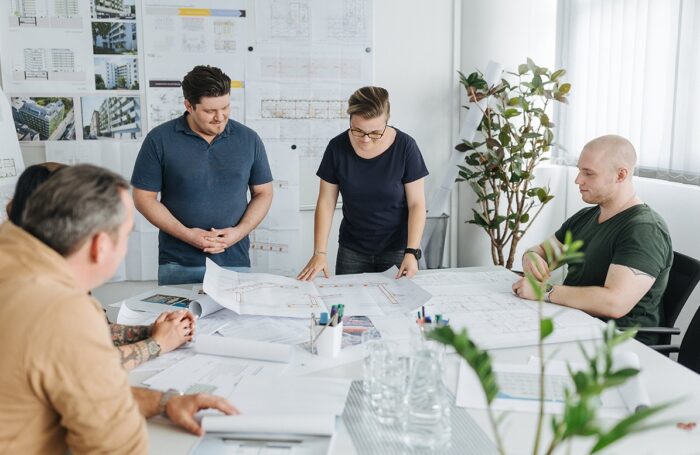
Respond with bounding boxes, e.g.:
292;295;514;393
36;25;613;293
347;86;390;120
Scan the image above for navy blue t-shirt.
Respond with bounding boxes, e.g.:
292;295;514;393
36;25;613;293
131;114;272;267
317;128;429;255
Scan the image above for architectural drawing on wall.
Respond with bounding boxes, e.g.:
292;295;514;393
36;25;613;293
181;17;206;53
81;95;141;139
261;98;345;120
145;83;244;132
0;85;25;223
9;0;83;28
10;47;85;82
11;96;76;141
0;184;16;223
146;83;184;130
92;21;137;55
266;0;311;41
141;2;246;68
91;0;136;20
94;56;138;90
247;47;371;83
245;81;353;141
142;1;247;135
320;0;370;44
249;228;301;277
213;19;237;52
255;0;371;45
45;141;122;173
0;159;18;178
259;140;300;230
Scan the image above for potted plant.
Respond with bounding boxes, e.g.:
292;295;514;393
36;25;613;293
457;58;570;268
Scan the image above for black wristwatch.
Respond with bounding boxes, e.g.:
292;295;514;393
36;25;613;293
404;248;422;260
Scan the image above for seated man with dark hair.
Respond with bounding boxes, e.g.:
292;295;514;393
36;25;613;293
512;135;673;345
0;164;236;454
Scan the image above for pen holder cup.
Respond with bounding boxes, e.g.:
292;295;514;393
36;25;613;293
315;322;343;357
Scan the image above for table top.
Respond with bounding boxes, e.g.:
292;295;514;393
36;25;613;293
117;268;700;455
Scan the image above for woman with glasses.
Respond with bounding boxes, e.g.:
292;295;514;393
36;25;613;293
297;86;428;280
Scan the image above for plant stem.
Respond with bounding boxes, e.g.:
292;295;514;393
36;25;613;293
486;405;507;455
533;299;546;455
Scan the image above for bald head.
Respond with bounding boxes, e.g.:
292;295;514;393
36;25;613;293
582;135;637;175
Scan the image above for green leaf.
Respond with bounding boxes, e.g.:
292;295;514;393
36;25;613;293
589;402;676;453
551;69;566;80
540;318;554;339
520;213;530;223
471;208;489;227
559;83;571;94
504;108;520;119
518;64;528;75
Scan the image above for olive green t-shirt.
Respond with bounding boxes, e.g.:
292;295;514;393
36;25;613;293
555;204;672;345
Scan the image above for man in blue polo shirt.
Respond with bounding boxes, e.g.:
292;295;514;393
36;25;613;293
131;65;273;285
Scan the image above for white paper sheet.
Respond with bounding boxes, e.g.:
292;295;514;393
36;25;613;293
456;360;627;418
201;414;335;436
204;259;325;317
124;286;196;313
314;266;432;316
117;302;159;325
217;314;311;346
228;376;351;416
189;294;224;318
0;87;25;204
613;351;651;413
142;354;284;398
195;335;292;363
416;268;603;349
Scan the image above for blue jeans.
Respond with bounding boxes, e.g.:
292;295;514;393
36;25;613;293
158;263;251;285
335;245;405;275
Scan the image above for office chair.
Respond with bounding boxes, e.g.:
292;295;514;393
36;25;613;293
637;251;700;367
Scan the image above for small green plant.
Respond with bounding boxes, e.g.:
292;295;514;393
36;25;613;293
429;232;672;454
456;58;569;269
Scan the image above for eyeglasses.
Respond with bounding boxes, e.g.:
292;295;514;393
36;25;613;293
349;123;388;140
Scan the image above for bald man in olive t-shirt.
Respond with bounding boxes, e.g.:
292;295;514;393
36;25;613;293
512;135;672;345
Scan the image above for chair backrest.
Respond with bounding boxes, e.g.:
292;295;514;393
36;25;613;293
662;252;700;327
679;297;700;374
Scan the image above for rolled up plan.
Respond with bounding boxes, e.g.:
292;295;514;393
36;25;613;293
201;414;336;436
189;295;224;318
195;334;292;363
613;351;651;413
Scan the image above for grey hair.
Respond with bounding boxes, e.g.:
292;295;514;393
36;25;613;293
22;164;130;256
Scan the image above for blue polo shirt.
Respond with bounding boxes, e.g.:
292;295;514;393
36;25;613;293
131;114;272;267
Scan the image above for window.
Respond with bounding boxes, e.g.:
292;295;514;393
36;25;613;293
556;0;700;185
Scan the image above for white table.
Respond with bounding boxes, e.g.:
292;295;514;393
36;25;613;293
111;268;700;455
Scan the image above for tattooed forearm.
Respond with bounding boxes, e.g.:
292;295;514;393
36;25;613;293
110;323;151;346
117;338;160;371
626;266;654;278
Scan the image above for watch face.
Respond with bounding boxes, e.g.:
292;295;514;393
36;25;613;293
415;249;422;260
147;339;161;356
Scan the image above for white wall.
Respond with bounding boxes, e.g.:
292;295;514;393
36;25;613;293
457;0;559;267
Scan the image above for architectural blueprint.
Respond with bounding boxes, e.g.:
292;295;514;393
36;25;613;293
204;260;431;318
414;267;604;350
